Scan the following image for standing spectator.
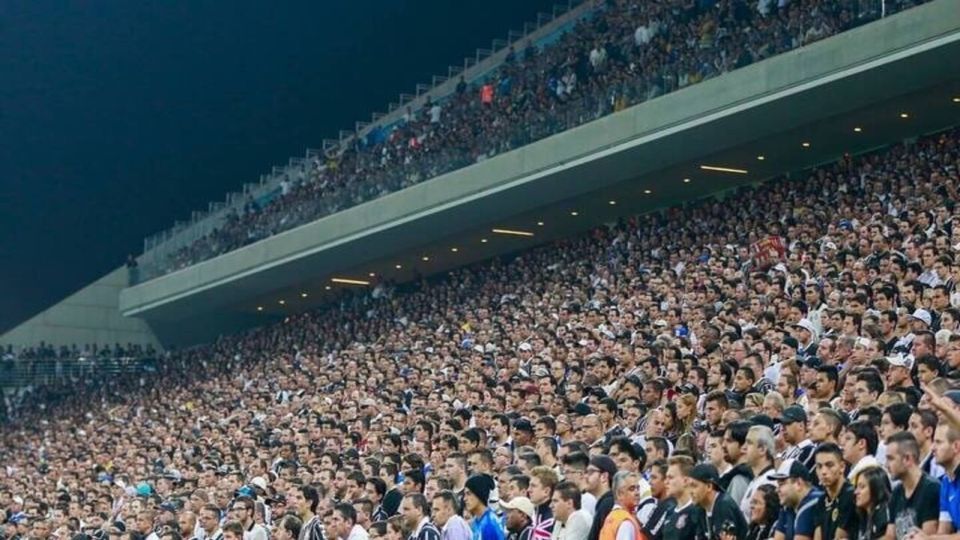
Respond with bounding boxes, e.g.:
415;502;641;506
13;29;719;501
550;481;590;540
585;457;617;540
661;456;705;540
198;505;224;540
528;467;557;540
400;494;438;540
291;487;325;540
598;472;644;540
464;476;502;540
234;497;268;540
430;492;470;540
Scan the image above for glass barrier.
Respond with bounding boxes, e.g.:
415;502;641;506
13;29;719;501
135;0;923;283
0;355;158;389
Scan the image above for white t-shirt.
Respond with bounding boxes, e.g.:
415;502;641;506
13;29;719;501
740;467;775;517
244;524;269;540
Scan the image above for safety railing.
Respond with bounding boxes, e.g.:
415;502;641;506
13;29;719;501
0;356;158;389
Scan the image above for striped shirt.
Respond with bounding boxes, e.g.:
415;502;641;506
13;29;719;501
299;515;325;540
410;518;442;540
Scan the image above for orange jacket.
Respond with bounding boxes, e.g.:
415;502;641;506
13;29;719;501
599;507;646;540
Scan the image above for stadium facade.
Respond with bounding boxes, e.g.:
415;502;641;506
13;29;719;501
3;0;960;348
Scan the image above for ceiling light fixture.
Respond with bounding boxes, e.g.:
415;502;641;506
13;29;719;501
450;247;459;252
331;277;370;286
757;155;765;161
854;127;863;132
802;142;811;148
492;228;535;237
537;221;544;226
481;238;488;243
278;300;285;305
900;113;909;119
683;178;691;183
570;211;579;216
699;165;748;174
422;256;430;262
643;189;652;194
301;292;308;298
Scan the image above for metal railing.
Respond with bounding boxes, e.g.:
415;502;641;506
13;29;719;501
0;356;158;389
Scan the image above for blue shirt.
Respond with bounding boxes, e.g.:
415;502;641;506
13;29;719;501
775;488;823;539
939;466;960;529
472;508;506;540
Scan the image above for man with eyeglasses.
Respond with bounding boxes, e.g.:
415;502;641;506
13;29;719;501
560;452;593;515
585;456;617;540
579;415;604;448
231;496;268;540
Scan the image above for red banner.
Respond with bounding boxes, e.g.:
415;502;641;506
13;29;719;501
752;235;786;268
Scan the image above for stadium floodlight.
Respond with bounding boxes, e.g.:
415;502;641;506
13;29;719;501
492;228;535;237
700;165;748;174
331;278;370;286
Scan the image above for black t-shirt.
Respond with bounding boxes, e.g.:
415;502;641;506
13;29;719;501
819;482;858;540
383;487;403;516
856;503;892;540
586;491;614;540
662;501;706;540
705;494;747;539
644;497;677;540
890;474;941;537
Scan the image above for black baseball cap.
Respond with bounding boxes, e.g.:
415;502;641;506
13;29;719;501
688;464;724;492
513;418;534;433
779;405;807;425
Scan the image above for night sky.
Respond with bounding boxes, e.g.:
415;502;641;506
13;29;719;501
0;0;560;333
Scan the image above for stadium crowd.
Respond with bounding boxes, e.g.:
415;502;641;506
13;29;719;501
4;117;960;540
142;0;930;281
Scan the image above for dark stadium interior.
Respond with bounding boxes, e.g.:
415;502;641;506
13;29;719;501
5;3;960;540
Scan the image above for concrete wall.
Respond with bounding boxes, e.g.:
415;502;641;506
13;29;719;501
1;267;160;349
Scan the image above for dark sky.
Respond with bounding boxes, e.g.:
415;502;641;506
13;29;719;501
0;0;560;333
